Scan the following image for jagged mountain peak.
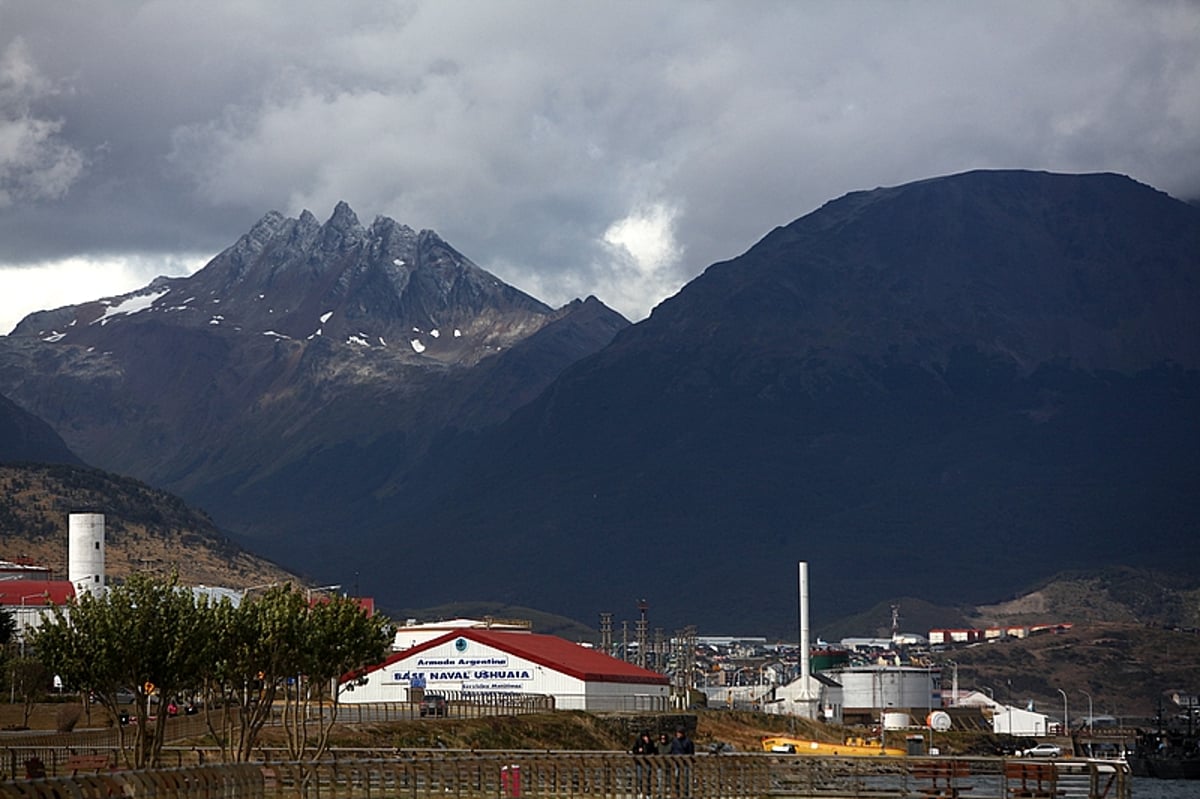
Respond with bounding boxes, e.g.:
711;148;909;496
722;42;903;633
327;199;360;230
10;202;566;365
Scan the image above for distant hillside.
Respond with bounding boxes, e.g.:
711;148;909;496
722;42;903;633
933;620;1200;718
818;568;1200;640
0;463;300;590
969;567;1200;628
0;393;81;466
817;597;975;642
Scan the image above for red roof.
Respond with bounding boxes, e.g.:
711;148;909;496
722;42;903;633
0;580;75;606
351;629;668;685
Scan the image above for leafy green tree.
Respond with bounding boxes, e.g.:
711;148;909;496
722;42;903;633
0;607;16;649
0;607;16;705
199;584;390;762
11;656;50;726
32;573;213;768
200;585;307;762
34;576;390;765
282;593;391;760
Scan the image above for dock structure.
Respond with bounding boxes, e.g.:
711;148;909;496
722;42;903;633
0;752;1130;799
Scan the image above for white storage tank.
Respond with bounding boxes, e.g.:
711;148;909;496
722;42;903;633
68;513;105;598
834;665;940;713
883;710;911;729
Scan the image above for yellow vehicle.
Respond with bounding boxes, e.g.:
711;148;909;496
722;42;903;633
762;736;907;757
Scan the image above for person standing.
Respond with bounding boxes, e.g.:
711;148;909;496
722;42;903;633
632;730;655;797
669;726;695;755
655;731;672;797
669;726;695;798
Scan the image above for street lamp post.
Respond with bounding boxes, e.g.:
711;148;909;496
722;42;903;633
306;584;342;601
945;660;958;706
240;582;279;601
1056;688;1069;735
12;593;45;705
18;594;44;657
1080;690;1094;757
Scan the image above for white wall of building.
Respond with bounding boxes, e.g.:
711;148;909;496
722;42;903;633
391;619;529;651
343;634;668;711
767;676;842;722
992;705;1051;737
582;681;667;712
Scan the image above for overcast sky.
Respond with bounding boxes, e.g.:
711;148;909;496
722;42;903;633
1;1;1198;333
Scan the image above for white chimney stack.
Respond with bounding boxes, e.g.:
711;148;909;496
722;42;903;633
68;513;105;598
799;561;811;686
795;560;819;718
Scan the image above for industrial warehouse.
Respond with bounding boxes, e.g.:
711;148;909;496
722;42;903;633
338;627;670;711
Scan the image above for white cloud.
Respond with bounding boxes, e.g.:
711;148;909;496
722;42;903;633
0;1;1198;329
604;202;680;274
0;38;86;207
0;255;207;335
596;202;686;320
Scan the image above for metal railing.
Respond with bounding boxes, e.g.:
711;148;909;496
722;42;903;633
332;695;555;723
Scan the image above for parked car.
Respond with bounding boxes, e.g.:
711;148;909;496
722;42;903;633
419;693;448;717
1021;743;1062;758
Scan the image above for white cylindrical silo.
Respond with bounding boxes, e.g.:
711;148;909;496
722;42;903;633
68;513;105;597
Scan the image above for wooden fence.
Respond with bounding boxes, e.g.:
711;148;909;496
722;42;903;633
0;762;263;799
0;752;1131;799
0;696;558;779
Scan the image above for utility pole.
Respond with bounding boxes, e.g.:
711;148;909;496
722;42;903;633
683;625;697;690
599;612;613;657
635;599;649;669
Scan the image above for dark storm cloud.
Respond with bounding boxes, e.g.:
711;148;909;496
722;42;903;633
1;0;1197;329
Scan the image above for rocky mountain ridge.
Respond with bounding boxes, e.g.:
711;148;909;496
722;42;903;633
12;201;560;367
0;205;628;559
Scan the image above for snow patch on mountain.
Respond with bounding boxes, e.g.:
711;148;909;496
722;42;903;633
92;289;171;326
